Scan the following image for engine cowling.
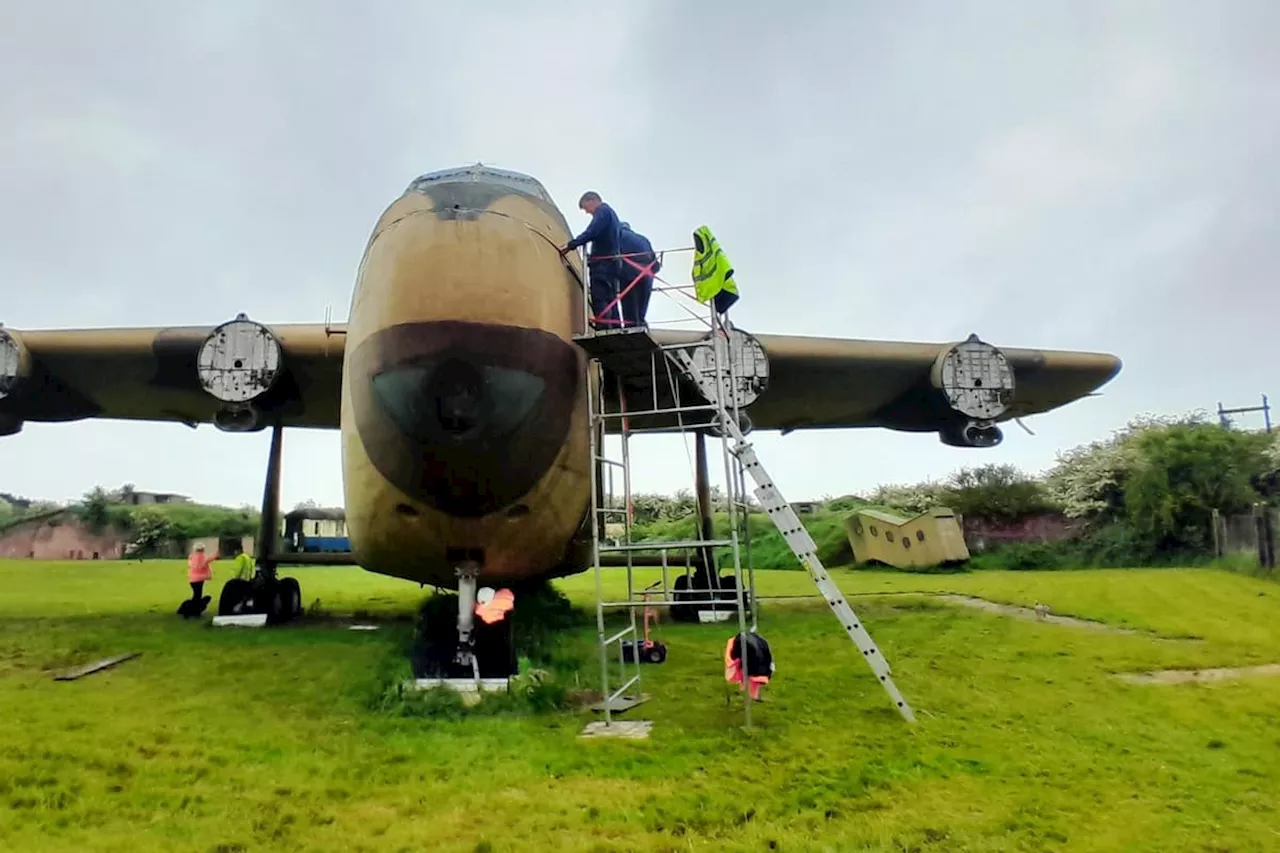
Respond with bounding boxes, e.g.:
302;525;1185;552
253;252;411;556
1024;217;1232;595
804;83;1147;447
930;333;1013;448
197;314;282;432
930;333;1014;422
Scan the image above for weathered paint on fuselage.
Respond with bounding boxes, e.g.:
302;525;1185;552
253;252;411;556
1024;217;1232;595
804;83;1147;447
339;167;594;588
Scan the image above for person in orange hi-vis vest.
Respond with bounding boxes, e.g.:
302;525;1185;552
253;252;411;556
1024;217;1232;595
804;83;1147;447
187;543;214;604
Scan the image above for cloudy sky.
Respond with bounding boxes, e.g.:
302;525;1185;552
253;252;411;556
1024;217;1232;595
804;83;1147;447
2;1;1278;510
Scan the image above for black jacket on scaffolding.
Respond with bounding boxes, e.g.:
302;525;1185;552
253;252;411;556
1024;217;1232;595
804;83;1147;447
730;631;774;678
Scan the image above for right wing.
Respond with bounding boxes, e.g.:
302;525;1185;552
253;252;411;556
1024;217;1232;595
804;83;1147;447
0;321;345;436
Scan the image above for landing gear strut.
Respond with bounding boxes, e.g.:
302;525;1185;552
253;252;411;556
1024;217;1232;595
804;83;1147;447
671;431;754;623
409;563;519;683
216;422;304;624
454;563;481;682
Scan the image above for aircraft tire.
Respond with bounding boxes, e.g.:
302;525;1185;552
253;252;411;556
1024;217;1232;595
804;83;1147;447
261;580;285;625
218;579;253;616
279;577;302;622
671;574;696;623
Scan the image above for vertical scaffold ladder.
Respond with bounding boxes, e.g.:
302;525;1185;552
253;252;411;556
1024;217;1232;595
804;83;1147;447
574;246;758;726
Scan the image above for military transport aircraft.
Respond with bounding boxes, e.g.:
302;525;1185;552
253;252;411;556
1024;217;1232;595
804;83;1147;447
0;163;1120;674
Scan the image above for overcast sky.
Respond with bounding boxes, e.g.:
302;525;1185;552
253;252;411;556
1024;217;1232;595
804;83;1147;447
2;1;1278;510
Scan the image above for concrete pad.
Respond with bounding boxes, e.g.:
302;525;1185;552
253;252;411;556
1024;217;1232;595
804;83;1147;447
580;720;653;739
212;614;268;628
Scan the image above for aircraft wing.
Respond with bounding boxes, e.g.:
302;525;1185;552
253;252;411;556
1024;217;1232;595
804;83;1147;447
601;328;1121;447
0;319;345;436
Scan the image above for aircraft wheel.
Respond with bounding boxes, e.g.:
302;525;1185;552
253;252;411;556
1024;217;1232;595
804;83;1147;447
671;574;696;623
261;581;285;624
279;577;302;622
218;579;254;616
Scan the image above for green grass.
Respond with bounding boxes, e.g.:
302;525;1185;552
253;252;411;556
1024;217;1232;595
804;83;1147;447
2;560;1280;851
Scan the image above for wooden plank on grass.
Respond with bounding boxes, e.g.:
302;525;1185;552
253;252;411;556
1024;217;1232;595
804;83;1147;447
54;653;141;682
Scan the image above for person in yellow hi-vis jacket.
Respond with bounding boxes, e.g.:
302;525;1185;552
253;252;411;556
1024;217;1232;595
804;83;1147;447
691;225;740;316
232;547;254;581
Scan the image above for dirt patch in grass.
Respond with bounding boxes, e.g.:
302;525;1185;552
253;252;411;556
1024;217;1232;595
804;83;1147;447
936;594;1143;634
1114;663;1280;684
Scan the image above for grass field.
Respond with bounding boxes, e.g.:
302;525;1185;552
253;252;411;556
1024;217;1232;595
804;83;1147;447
1;560;1278;852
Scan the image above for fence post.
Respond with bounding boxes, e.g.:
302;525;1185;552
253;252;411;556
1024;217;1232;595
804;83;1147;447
1211;508;1222;559
1252;503;1275;570
1264;508;1277;573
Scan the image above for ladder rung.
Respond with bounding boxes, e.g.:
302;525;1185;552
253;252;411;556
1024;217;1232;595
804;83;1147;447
594;456;625;468
598;538;734;553
604;626;636;645
594;404;719;419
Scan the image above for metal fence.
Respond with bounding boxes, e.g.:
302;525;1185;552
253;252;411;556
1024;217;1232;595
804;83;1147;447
1213;506;1277;571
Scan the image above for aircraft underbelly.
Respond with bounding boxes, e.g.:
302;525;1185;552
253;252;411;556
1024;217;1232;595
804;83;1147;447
337;182;591;588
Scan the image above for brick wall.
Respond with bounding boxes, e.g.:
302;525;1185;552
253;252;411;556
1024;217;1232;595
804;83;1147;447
0;514;127;560
962;513;1080;552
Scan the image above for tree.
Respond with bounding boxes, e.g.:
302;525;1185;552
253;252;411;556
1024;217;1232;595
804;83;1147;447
866;481;949;515
1045;413;1203;521
943;463;1058;521
129;509;178;557
79;486;111;533
1123;421;1273;552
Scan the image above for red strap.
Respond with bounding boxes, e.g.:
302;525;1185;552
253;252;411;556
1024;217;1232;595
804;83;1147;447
592;255;659;325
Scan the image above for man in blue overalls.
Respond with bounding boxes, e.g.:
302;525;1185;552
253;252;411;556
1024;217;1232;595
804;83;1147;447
560;191;627;329
618;221;660;328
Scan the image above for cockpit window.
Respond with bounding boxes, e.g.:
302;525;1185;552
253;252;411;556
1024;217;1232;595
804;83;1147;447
371;359;547;444
406;163;554;205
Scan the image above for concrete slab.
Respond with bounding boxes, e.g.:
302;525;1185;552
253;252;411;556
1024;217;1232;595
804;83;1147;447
580;720;653;739
212;614;268;628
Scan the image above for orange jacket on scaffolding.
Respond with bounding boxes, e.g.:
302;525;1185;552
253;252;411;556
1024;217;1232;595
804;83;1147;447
724;634;772;697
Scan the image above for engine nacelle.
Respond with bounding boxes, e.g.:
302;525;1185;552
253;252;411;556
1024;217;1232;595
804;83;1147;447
930;333;1014;422
939;420;1004;448
212;405;267;433
197;313;283;404
0;327;32;402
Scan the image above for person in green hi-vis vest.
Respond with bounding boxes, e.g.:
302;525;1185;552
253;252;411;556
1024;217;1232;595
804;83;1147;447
232;547;254;580
691;225;740;316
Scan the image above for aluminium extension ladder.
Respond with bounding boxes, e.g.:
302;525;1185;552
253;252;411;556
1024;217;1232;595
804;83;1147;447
667;345;916;723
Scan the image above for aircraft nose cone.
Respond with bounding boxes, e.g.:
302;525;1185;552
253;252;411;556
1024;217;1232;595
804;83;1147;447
349;321;581;518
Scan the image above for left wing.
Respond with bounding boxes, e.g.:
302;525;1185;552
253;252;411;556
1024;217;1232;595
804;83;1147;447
0;319;345;436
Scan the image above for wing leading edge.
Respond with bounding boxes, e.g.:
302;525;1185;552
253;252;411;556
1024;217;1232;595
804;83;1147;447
1;321;1120;448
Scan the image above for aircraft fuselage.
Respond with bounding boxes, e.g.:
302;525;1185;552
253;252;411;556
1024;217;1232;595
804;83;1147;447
340;166;594;589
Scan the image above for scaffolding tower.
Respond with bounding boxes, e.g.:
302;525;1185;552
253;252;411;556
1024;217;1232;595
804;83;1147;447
571;244;914;730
